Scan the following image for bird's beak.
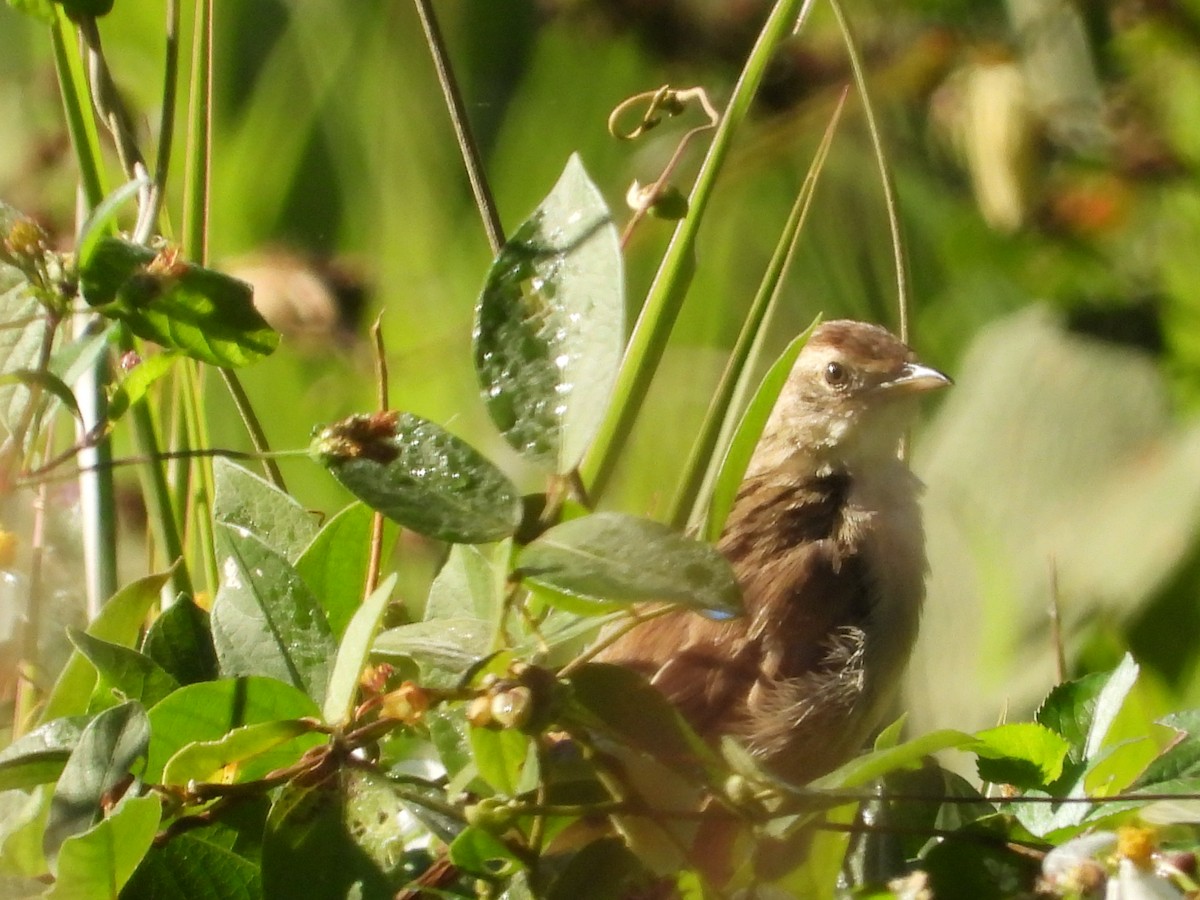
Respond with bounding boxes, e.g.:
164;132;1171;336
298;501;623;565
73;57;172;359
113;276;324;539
882;362;953;395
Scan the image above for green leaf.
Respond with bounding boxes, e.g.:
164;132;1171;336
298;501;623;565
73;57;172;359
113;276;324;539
213;457;319;562
311;411;523;544
1;282;48;446
517;512;742;617
373;618;492;691
161;719;319;786
141;595;219;685
46;795;161;900
67;629;180;710
106;350;178;421
469;726;533;796
973;723;1071;789
1037;654;1140;771
704;325;815;541
425;542;509;625
75;176;147;268
295;502;384;638
261;777;393;900
77;237;277;367
448;826;522;878
809;729;977;791
474;153;624;472
44;701;150;862
143;676;321;783
344;769;438;879
0;369;81;420
541;837;646;900
210;523;337;704
0;717;86;792
322;573;397;725
566;664;711;768
40;572;169;723
120;821;263;900
921;839;1040;900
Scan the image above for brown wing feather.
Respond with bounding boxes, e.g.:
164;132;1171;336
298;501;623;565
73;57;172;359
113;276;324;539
598;470;876;773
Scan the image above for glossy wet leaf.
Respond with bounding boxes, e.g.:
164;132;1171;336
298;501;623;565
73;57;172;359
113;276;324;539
143;676;321;782
517;512;742;617
211;523;336;704
474;153;624;471
77;237;277;367
44;702;150;861
214;457;319;562
312;411;522;543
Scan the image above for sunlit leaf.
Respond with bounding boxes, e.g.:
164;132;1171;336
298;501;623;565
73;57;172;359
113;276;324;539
40;572;169;723
295;502;384;638
311;411;522;544
517;512;741;617
46;795;161;900
162;719;319;786
0;717;86;792
322;573;397;725
973;723;1071;789
143;677;321;784
67;629;180;710
213;457;319;562
211;524;336;704
78;237;277;367
374;618;493;691
474;153;624;472
106;350;178;421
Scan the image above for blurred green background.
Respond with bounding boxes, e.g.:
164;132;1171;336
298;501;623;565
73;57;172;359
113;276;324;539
5;0;1200;745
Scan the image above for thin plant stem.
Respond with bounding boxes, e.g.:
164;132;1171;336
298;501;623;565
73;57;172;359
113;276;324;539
413;0;505;255
579;0;816;503
827;0;909;343
366;317;389;599
667;87;848;531
136;0;182;244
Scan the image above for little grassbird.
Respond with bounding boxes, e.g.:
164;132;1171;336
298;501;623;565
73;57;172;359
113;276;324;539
600;320;951;785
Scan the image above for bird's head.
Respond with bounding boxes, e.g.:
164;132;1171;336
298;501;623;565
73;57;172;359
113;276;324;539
750;320;951;476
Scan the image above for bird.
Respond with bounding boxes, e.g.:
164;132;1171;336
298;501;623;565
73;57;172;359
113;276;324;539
598;320;951;786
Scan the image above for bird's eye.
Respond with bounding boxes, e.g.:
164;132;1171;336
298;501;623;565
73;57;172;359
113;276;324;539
824;361;848;387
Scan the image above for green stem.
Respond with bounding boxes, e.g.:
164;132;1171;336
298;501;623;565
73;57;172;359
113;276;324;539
50;11;118;611
828;0;908;342
667;88;847;531
413;0;505;255
578;0;815;503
